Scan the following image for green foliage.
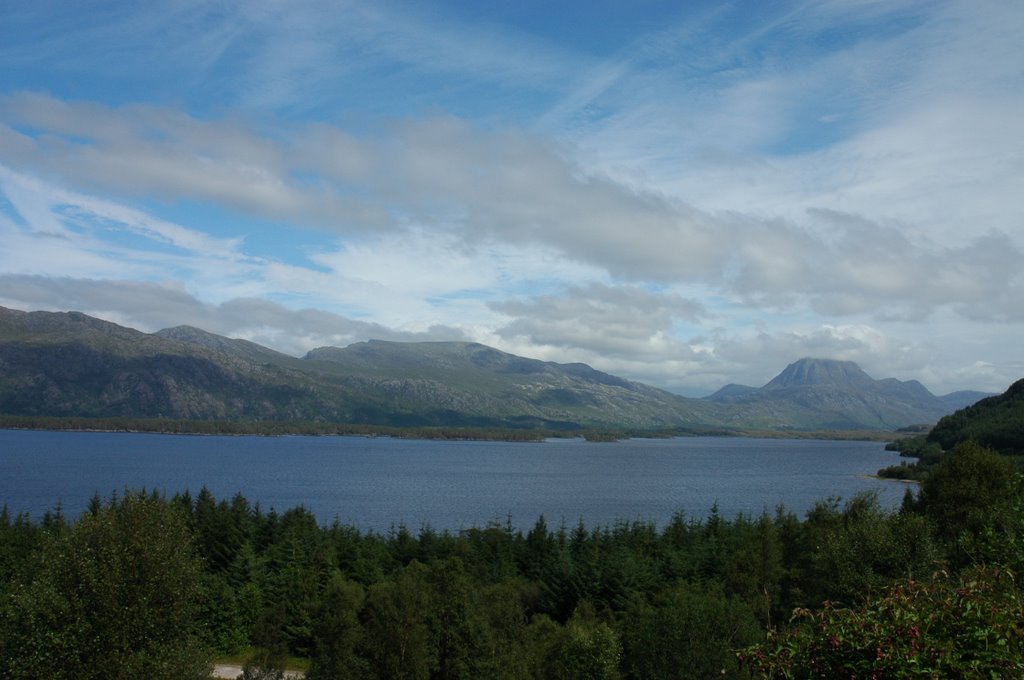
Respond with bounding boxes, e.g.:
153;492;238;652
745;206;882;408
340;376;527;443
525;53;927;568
918;441;1019;548
879;435;943;478
875;460;929;480
0;490;210;680
740;567;1024;678
880;377;1024;480
720;511;785;624
928;378;1024;455
804;493;941;605
549;610;622;680
620;584;760;679
359;559;450;679
306;574;366;680
242;604;290;680
956;474;1024;577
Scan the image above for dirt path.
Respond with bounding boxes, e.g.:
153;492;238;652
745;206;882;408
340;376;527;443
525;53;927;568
212;663;304;679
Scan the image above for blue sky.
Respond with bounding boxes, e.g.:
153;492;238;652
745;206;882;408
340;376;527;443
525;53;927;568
1;0;1022;396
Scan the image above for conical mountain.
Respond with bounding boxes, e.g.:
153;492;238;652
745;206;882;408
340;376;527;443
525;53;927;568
707;357;973;430
764;358;874;390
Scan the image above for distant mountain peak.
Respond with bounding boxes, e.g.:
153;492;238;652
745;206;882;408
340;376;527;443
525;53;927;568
705;383;759;402
156;325;244;350
763;358;874;390
155;325;295;363
156;324;218;341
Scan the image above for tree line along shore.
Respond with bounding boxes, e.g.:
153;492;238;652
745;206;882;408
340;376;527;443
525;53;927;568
1;439;1022;678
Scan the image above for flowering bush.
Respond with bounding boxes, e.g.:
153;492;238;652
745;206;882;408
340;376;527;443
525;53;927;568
739;566;1024;678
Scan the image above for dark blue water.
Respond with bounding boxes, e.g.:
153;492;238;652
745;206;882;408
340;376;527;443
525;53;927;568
0;430;912;532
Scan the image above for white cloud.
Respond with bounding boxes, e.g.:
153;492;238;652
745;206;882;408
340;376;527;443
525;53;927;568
312;229;497;296
1;0;1022;398
6;98;1020;323
0;164;252;280
491;283;705;358
0;275;468;357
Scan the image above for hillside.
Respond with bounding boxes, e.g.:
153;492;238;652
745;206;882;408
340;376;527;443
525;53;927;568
0;307;715;430
0;307;366;422
926;378;1024;455
0;307;987;432
303;340;721;428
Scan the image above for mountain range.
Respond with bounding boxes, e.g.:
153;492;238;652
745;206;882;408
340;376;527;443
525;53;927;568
706;358;988;430
0;307;993;432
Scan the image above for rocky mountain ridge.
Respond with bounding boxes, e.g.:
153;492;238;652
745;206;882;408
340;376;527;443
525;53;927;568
705;357;991;430
0;307;992;431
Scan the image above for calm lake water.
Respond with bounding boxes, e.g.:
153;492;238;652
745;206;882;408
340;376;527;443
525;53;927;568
0;430;913;532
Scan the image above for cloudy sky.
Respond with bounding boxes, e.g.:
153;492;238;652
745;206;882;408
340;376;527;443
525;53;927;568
1;0;1021;396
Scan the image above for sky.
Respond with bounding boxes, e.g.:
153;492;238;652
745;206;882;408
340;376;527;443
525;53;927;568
0;0;1022;397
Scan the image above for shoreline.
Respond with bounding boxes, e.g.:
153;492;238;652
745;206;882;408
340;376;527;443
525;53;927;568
0;417;902;444
861;474;921;484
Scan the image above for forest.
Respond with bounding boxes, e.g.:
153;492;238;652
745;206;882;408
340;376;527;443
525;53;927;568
1;439;1023;678
0;415;562;441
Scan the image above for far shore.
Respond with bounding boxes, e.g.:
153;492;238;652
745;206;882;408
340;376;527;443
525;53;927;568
0;416;906;444
861;474;921;484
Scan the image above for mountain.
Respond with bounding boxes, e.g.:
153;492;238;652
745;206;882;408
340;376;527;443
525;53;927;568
0;307;715;430
763;358;875;391
302;340;722;429
938;390;995;411
155;325;300;366
706;384;759;401
0;307;990;432
703;357;988;430
0;307;357;422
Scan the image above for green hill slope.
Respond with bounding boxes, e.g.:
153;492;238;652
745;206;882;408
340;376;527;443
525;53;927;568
0;307;361;421
927;378;1024;455
304;340;720;429
0;307;714;430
